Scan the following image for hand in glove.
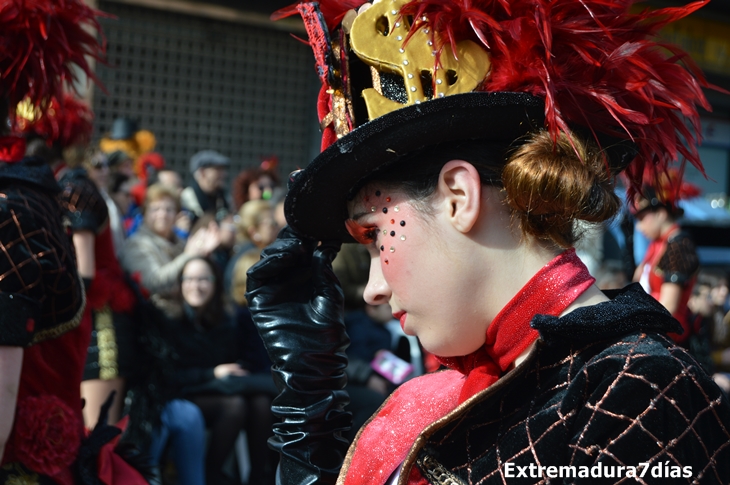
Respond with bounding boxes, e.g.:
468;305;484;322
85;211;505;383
246;226;351;485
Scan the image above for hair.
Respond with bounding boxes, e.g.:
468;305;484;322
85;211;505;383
633;187;684;220
82;149;108;172
109;172;130;194
180;256;225;329
143;183;180;214
231;249;263;307
695;269;728;291
502;130;620;248
364;130;620;249
231;167;280;211
236;199;274;244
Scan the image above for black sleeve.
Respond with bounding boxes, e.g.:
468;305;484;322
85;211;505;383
657;233;699;286
0;201;45;346
58;172;109;233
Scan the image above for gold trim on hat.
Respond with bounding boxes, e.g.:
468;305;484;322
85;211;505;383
350;0;491;121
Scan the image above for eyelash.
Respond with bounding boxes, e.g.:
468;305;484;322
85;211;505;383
345;219;379;245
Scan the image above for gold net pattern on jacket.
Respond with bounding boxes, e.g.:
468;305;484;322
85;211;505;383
0;187;84;343
417;332;730;484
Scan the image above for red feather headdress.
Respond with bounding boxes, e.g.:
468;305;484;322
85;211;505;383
398;0;715;194
17;93;94;149
0;0;107;112
275;0;718;197
273;0;364;32
632;167;702;214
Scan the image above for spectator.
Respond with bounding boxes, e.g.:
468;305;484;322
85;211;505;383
86;151;131;257
191;212;236;277
230;157;280;212
181;149;231;222
157;168;184;197
224;200;279;299
168;257;277;485
120;183;220;319
108;172;135;224
130;151;166;208
107;149;136;179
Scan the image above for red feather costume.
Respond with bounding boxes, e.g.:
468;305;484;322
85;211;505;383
0;2;145;484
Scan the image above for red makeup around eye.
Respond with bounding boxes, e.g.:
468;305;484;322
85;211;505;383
345;219;378;245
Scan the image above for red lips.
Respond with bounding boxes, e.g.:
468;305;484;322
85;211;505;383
393;311;406;330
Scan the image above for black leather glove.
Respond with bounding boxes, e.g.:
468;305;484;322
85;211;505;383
246;226;351;485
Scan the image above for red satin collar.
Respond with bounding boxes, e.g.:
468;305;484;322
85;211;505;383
0;136;27;163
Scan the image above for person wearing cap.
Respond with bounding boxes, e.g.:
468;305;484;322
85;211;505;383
633;170;702;347
181;149;231;222
107;149;136;179
99;117;157;165
244;1;730;484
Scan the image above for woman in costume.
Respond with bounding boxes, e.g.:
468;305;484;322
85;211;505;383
20;92;138;427
633;170;701;346
0;1;148;483
22;93;136;427
245;0;730;484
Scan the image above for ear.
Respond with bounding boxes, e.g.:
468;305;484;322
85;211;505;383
436;160;482;233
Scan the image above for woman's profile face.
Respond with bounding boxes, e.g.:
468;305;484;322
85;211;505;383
145;196;178;238
181;259;216;309
347;184;488;357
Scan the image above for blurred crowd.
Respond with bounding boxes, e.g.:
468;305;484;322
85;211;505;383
29;115;290;485
22;113;730;485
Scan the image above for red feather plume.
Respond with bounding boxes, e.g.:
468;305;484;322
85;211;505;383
646;166;702;207
272;0;365;32
17;93;94;149
0;0;107;111
400;0;715;195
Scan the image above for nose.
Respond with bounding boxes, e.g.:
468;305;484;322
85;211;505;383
363;255;391;306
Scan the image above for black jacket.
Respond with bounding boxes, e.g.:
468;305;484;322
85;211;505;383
346;284;730;484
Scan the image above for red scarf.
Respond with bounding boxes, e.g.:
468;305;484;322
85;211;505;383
343;249;595;485
439;248;595;403
0;136;26;163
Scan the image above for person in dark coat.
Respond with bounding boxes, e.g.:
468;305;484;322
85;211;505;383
168;257;277;485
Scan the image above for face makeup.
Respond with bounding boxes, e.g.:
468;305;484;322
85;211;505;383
347;185;488;357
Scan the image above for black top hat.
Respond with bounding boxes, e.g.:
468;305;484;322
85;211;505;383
277;0;711;242
109;118;139;140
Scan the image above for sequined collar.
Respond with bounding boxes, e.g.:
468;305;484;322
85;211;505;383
0;158;60;193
